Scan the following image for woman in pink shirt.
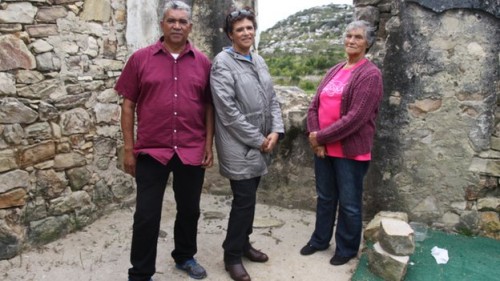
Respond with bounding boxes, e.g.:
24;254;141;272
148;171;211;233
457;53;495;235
300;20;383;266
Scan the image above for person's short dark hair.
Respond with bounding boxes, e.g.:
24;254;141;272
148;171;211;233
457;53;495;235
223;7;257;39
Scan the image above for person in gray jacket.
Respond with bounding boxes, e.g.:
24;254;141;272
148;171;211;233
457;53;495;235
210;7;285;281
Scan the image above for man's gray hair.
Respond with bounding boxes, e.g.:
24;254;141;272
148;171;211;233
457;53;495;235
343;20;376;51
163;1;192;20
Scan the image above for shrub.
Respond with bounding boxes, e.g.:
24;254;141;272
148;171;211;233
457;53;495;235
262;45;344;91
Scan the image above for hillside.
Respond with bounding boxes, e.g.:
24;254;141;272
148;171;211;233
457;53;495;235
258;4;354;91
259;4;353;54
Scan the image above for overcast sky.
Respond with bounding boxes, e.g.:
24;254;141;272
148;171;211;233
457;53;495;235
258;0;353;31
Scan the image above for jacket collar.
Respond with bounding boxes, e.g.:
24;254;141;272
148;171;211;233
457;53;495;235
223;47;254;63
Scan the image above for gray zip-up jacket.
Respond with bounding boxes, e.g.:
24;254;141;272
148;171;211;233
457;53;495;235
210;49;285;180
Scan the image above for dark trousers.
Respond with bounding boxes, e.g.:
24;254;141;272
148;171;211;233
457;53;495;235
128;154;205;281
309;156;369;258
223;177;261;265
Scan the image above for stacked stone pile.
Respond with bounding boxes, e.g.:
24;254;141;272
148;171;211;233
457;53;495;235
365;211;416;281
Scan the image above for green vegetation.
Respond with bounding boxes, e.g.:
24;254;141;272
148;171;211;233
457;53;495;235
264;48;344;77
262;45;345;92
258;3;353;93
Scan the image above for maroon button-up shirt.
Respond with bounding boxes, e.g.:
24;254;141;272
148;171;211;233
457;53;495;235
115;39;212;165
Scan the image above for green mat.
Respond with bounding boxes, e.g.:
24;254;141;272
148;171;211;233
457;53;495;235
352;230;500;281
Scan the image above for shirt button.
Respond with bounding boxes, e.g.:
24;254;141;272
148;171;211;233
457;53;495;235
174;146;178;149
174;77;178;80
174;130;177;133
174;112;177;115
174;94;178;98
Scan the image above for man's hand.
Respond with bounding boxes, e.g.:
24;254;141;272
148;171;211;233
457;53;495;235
202;147;213;168
123;148;136;177
121;98;137;176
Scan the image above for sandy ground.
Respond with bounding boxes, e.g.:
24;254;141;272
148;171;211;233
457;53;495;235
0;188;358;281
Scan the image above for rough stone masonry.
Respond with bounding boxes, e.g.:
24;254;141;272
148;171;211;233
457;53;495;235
0;0;499;261
356;0;500;240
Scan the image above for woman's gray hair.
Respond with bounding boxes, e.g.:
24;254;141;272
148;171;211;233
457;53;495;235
343;20;376;52
163;1;192;20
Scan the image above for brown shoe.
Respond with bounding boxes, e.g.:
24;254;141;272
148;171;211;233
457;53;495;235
225;263;251;281
243;246;269;263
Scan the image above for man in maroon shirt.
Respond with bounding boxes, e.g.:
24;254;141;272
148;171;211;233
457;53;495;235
114;1;213;280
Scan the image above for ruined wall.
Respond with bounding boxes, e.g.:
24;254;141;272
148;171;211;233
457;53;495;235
0;0;253;260
224;0;500;240
0;0;131;260
1;0;498;261
124;0;253;57
357;0;500;238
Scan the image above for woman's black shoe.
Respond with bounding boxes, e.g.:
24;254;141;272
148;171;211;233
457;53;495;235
300;244;321;255
330;254;355;265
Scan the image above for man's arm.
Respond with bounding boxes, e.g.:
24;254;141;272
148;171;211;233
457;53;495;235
121;98;137;176
202;102;214;168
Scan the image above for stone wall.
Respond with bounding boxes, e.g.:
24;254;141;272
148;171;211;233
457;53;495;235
0;0;132;260
0;0;253;260
209;0;500;241
355;0;500;239
1;0;498;261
